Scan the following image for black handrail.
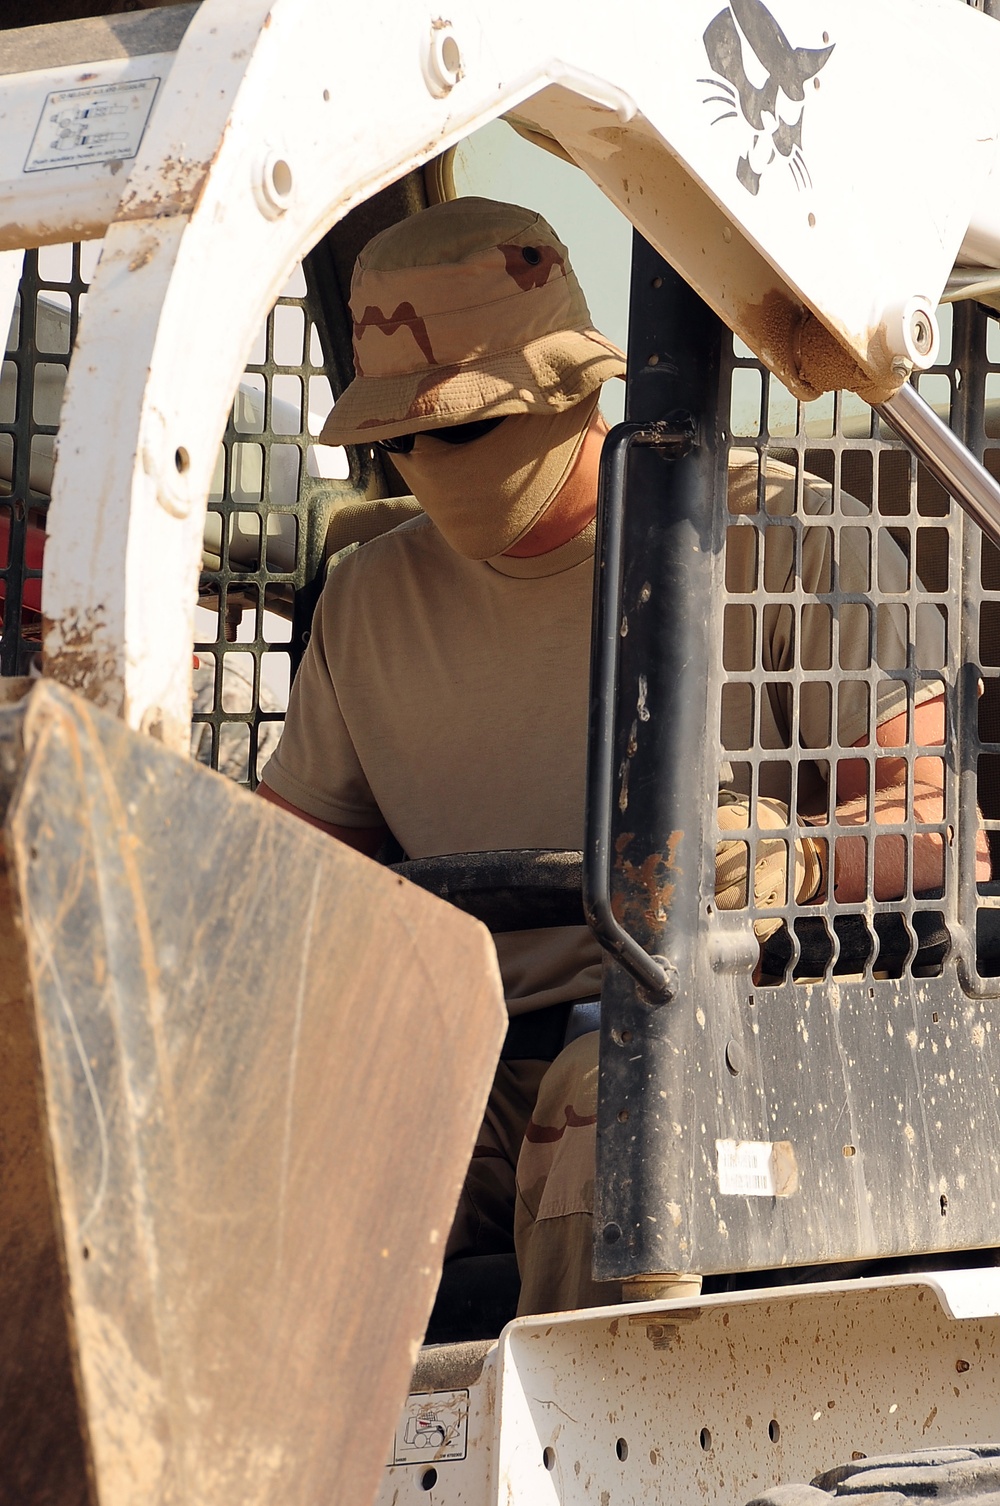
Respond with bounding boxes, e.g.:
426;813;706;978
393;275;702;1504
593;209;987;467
583;418;695;1001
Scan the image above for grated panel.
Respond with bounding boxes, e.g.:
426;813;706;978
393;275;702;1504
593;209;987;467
1;244;370;785
594;240;1000;1282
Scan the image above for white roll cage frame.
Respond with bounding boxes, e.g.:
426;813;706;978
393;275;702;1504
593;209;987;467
3;0;1000;749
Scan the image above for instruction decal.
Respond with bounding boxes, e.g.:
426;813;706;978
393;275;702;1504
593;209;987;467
717;1138;798;1197
389;1390;469;1467
25;77;160;173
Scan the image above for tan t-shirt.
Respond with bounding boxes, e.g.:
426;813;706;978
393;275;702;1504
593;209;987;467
263;514;603;1015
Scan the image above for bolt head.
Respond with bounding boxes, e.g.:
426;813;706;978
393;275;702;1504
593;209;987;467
424;24;463;96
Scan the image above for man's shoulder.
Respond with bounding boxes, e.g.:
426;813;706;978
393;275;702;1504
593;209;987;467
319;511;465;642
332;510;444;582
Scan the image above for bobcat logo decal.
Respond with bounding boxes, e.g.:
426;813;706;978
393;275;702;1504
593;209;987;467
700;0;834;196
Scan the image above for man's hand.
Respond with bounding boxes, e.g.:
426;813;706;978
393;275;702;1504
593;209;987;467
255;780;388;857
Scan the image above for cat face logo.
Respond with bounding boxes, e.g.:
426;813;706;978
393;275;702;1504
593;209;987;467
700;0;833;196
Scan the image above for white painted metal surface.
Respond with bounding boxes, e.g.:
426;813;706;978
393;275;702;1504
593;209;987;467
0;249;24;367
379;1273;1000;1505
383;1352;499;1504
0;6;195;250
7;0;1000;746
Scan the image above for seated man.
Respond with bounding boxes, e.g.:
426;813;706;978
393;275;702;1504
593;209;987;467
258;196;972;1317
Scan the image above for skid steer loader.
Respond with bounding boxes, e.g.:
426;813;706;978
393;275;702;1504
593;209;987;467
6;2;1000;1504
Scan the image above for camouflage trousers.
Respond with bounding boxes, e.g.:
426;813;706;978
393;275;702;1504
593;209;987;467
446;1031;618;1316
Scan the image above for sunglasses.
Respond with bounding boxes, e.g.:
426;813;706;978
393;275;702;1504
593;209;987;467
375;416;506;455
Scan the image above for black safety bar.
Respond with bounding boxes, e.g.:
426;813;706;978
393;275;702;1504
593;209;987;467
583;417;695;1000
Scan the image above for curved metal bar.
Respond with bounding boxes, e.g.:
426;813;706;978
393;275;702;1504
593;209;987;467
878;381;1000;554
583;419;693;1000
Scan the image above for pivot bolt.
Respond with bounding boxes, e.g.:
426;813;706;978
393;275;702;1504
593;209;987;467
884;295;940;370
910;311;935;358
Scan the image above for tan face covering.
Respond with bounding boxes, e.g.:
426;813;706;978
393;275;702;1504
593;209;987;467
388;392;600;559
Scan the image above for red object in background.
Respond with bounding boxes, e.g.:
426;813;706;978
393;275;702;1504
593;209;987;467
0;510;45;612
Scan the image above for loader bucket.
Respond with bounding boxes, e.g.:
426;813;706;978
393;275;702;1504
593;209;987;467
0;680;505;1506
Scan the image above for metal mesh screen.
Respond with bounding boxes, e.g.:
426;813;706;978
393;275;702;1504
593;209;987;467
713;307;975;984
1;246;363;784
191;262;346;786
699;296;1000;992
0;244;94;677
597;249;1000;1282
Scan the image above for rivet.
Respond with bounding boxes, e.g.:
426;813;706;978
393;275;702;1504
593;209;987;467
725;1039;743;1075
254;150;294;219
142;411;191;518
423;22;463;96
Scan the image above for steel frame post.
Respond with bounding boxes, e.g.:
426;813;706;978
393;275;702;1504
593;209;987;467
592;234;729;1281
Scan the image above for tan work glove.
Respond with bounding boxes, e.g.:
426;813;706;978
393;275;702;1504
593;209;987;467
715;796;825;941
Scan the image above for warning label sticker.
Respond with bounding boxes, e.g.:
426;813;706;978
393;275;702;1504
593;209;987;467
716;1139;798;1198
390;1390;469;1467
25;77;160;173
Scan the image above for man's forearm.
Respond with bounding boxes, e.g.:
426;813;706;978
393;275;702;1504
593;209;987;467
831;693;989;901
832;779;947;903
255;780;388;856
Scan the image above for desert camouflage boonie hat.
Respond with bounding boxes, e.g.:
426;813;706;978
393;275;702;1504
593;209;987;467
320;196;625;446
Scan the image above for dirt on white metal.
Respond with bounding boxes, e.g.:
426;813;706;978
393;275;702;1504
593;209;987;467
379;1273;1000;1505
0;679;505;1506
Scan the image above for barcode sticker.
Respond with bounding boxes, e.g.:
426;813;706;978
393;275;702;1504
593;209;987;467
716;1139;798;1197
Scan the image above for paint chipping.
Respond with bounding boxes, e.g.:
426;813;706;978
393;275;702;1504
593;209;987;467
117;155;213;221
128;238;157;272
42;612;122;710
609;828;685;934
